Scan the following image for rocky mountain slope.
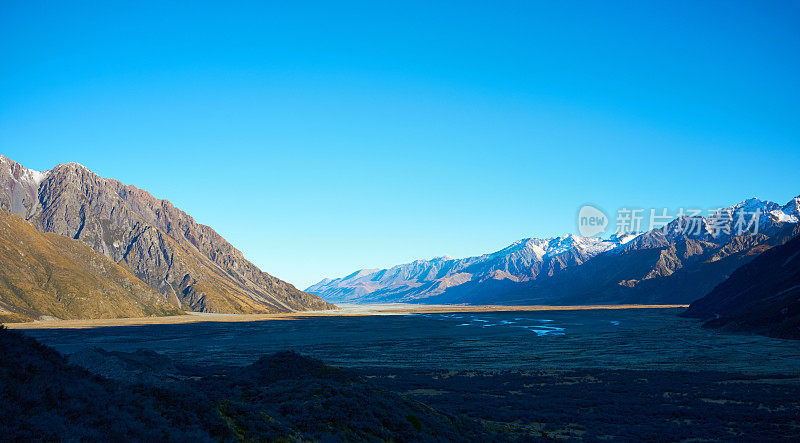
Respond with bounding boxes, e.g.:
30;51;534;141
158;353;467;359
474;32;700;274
308;196;800;305
0;155;335;315
0;211;180;322
682;232;800;339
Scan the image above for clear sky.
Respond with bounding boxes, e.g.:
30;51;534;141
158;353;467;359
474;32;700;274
2;1;799;289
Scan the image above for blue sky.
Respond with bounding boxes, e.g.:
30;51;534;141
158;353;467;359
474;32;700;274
2;1;799;288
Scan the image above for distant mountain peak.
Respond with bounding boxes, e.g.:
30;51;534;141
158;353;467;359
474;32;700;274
56;161;90;169
608;232;641;244
0;154;47;183
767;195;800;224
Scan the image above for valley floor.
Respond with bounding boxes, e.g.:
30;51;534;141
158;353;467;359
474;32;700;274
7;308;800;440
360;366;800;440
2;303;688;329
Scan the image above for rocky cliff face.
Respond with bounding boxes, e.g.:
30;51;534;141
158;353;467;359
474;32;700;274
0;155;335;314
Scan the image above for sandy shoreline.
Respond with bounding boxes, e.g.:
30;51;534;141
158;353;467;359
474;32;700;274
3;304;689;330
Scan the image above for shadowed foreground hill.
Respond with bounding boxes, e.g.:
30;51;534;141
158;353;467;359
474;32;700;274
0;326;222;440
683;233;800;339
0;326;497;441
0;211;180;323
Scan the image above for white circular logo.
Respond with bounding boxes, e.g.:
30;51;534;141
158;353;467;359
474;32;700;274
577;205;608;237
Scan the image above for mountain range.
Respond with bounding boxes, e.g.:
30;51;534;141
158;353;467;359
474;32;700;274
3;152;799;332
307;196;800;306
0;155;335;321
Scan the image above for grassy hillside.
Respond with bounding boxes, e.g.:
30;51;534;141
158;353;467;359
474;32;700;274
0;210;181;322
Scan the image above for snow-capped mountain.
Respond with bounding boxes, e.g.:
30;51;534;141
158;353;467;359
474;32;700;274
306;233;643;303
0;155;48;219
771;196;800;223
308;196;800;305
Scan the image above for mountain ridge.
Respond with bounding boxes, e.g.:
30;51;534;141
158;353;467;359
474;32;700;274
0;155;335;316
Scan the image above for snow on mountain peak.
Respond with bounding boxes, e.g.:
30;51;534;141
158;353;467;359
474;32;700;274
770;195;800;223
0;155;50;187
730;197;778;214
783;195;800;213
609;232;641;245
26;168;49;186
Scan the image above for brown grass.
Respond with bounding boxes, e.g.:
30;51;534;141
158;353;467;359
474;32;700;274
0;211;180;322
